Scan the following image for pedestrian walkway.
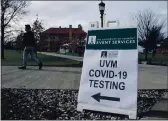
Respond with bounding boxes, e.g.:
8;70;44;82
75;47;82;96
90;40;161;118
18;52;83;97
2;64;168;90
2;66;81;89
38;52;83;62
2;66;168;120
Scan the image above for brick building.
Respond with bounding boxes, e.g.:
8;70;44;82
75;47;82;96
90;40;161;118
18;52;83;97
39;25;87;52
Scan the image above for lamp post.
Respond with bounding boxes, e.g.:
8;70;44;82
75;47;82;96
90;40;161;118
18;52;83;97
99;0;105;28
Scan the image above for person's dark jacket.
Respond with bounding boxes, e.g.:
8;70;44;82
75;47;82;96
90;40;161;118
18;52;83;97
23;31;36;47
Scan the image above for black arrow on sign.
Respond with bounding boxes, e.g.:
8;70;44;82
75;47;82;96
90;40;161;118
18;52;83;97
91;93;120;102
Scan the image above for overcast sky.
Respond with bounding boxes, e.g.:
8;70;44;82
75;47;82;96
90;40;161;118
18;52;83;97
15;1;167;36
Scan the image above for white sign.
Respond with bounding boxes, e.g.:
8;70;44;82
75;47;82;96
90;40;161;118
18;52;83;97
77;28;138;119
89;21;99;29
107;20;120;27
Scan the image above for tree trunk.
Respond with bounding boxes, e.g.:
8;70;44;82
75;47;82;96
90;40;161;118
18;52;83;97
1;10;5;59
1;29;5;59
145;49;148;61
152;49;156;58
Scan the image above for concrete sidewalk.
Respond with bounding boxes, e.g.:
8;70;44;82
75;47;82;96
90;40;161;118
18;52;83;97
38;52;83;62
2;66;81;89
2;66;168;120
2;65;168;90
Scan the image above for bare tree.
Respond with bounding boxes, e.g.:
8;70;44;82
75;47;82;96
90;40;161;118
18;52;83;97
135;9;166;60
15;30;24;50
31;15;45;53
1;0;29;59
148;26;165;57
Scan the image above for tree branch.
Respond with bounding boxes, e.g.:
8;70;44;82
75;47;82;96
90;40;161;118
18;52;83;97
4;0;28;27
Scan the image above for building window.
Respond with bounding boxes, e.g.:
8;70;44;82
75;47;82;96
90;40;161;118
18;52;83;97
49;36;56;40
91;24;95;27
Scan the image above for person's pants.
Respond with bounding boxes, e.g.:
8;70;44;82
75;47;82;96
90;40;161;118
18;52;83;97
23;46;40;66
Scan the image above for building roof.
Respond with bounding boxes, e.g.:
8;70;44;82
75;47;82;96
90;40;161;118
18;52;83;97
42;27;87;35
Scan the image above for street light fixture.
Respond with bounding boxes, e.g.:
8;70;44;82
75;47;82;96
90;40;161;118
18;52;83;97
99;0;105;28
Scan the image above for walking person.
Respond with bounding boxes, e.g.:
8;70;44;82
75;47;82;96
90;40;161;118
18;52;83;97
18;24;43;70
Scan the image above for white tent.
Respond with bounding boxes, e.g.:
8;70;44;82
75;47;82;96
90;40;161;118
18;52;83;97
138;45;144;53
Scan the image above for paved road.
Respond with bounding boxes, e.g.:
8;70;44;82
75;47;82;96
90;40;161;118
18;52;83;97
2;65;168;90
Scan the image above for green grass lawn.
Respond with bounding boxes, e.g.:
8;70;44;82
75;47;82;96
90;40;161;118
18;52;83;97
3;49;167;66
2;49;82;67
139;53;168;65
